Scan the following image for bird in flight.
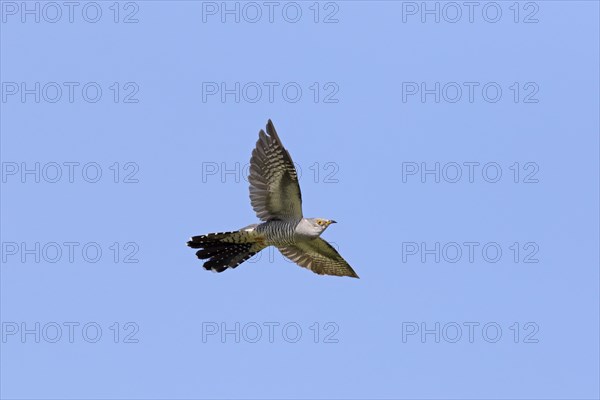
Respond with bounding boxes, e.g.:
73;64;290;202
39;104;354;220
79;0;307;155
187;120;359;278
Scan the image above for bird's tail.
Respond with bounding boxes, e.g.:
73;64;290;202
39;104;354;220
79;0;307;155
186;227;266;273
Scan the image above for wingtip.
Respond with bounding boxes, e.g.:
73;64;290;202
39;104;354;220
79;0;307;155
266;119;278;138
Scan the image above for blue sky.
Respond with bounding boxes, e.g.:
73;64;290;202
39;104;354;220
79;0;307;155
1;1;599;399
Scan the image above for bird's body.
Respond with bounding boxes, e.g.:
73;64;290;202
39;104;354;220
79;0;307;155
255;219;301;246
187;120;359;278
257;218;333;245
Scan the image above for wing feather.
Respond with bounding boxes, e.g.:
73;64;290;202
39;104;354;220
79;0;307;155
278;238;359;278
248;120;303;221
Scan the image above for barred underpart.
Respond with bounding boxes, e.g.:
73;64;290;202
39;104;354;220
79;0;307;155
256;219;300;246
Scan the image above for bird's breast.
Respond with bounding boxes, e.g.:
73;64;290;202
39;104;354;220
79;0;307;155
257;220;300;246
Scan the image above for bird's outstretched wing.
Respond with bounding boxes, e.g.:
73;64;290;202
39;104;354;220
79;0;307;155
249;120;303;221
278;238;359;278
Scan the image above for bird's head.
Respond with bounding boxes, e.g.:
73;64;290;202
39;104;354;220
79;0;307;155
307;218;337;234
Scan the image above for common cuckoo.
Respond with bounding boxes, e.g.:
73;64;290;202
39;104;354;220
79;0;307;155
187;120;359;278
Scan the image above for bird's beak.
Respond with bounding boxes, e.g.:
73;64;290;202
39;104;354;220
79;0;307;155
329;220;337;224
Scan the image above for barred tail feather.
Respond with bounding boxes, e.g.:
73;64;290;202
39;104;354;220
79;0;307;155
187;230;265;273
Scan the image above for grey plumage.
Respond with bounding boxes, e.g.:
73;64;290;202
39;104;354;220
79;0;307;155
187;120;359;278
255;219;300;246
